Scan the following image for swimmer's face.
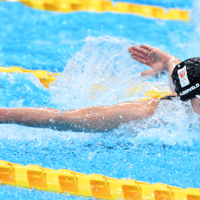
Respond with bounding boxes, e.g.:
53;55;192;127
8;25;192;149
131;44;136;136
191;97;200;115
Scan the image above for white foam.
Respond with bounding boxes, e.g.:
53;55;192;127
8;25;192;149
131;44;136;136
50;36;169;110
113;98;200;146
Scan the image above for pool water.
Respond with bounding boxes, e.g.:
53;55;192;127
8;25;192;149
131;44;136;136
0;1;200;199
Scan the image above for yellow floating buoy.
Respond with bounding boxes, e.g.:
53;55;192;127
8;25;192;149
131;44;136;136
0;66;59;88
0;160;199;199
2;0;190;21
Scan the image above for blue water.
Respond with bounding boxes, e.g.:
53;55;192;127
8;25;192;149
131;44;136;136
0;1;200;199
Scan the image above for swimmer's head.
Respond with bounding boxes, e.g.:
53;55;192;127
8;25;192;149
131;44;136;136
171;57;200;101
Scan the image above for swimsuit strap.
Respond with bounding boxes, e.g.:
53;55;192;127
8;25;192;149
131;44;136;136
159;95;177;101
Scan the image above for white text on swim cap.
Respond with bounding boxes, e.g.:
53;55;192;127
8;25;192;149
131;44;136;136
179;83;200;96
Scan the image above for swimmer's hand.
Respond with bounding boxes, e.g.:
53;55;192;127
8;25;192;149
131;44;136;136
128;44;173;76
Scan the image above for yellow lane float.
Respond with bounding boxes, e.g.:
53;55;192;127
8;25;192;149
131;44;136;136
0;66;59;88
1;0;190;21
0;160;200;200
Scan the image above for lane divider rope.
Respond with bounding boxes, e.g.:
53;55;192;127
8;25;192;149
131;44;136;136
2;0;190;21
0;160;200;199
0;2;193;198
0;66;59;89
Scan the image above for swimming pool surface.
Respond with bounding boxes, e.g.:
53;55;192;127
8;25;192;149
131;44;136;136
0;1;200;199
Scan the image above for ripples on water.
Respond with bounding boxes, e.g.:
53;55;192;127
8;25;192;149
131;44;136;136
0;1;200;199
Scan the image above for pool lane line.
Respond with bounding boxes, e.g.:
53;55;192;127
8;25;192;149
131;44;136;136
0;160;200;199
0;66;59;89
2;0;190;21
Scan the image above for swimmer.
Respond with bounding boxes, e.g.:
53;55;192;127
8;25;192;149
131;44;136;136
0;44;200;132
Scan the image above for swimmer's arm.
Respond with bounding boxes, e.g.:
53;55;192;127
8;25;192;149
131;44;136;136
0;99;158;132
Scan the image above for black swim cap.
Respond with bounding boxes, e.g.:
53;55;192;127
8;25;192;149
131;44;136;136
171;57;200;101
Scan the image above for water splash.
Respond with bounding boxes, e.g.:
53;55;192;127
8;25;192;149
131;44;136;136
50;36;169;110
0;35;198;146
48;35;200;146
113;98;200;146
